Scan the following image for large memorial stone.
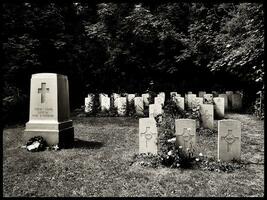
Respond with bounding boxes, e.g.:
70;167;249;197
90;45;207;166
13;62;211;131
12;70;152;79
117;97;127;116
203;94;213;104
24;73;74;147
213;97;225;118
139;118;158;154
174;96;184;110
134;97;144;116
84;93;95;113
200;104;214;129
198;91;206;97
218;120;241;161
231;93;242;111
219;94;228;111
142;93;150;107
175;119;196;149
149;104;163;118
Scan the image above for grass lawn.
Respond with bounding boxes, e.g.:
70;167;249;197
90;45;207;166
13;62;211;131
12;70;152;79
3;113;264;197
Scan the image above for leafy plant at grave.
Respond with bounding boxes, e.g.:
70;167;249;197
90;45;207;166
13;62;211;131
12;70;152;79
197;157;245;173
185;105;201;121
163;99;187;118
127;101;136;117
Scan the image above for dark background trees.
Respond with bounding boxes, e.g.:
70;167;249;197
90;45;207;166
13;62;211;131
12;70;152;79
2;2;264;124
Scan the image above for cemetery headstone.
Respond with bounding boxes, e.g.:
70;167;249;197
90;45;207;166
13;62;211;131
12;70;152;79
127;94;136;106
173;96;185;110
219;94;228;111
226;91;233;110
188;91;193;94
84;93;95;113
149;104;163;118
117;97;127;116
198;91;206;97
213;97;225;118
192;97;203;108
187;94;197;109
100;94;110;112
154;96;164;106
134;97;144;116
139;118;158;154
175;119;196;149
231;93;242;111
24;73;74;147
200;104;214;129
203;94;213;104
212;91;219;97
218;120;241;161
111;93;121;109
142;93;150;107
157;92;165;102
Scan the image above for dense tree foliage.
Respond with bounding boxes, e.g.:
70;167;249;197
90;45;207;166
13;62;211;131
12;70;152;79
1;2;264;123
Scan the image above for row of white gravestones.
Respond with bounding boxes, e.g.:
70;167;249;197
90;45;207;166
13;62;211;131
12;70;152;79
139;118;241;162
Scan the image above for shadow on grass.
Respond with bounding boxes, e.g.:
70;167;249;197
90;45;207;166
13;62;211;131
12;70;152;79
73;138;104;149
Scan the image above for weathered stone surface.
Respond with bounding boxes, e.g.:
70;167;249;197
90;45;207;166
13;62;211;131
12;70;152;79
100;94;110;112
24;73;74;147
134;97;144;116
127;94;136;106
200;104;214;129
187;94;197;109
154;96;164;106
175;119;196;149
111;93;121;109
117;97;127;116
218;119;241;161
139;118;158;154
157;92;165;102
192;97;203;108
213;97;225;118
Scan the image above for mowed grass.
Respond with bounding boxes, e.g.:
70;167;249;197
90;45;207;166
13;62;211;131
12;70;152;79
3;114;264;197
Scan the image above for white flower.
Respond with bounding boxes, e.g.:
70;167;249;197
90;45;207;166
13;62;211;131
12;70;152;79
199;153;203;157
179;146;183;149
176;163;180;167
186;148;190;151
195;158;200;162
167;150;173;156
167;138;176;143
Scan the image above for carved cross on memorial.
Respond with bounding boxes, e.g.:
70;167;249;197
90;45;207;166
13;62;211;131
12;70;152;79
180;128;194;148
141;127;156;148
38;82;49;103
221;130;239;152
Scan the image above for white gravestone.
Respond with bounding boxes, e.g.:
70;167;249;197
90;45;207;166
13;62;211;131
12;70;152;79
203;94;213;104
200;104;214;129
134;97;144;116
175;119;196;149
219;94;228;111
24;73;74;147
188;91;193;94
142;93;150;107
187;94;197;109
231;93;242;111
173;96;185;110
117;97;127;116
149;104;163;118
85;93;95;113
213;97;225;118
170;92;178;98
111;93;121;109
154;96;164;106
127;94;135;106
139;118;158;154
100;94;110;112
198;91;206;97
218;120;241;161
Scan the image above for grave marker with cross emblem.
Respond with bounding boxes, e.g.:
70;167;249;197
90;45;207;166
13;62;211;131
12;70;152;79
139;118;158;154
200;104;214;129
24;73;74;148
218;119;241;161
175;119;196;149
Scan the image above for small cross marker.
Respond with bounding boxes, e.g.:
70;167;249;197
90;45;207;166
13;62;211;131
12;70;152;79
38;83;49;103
